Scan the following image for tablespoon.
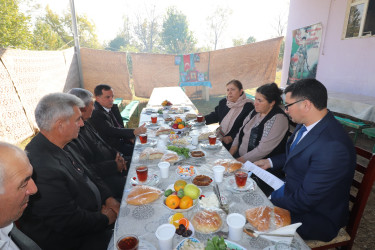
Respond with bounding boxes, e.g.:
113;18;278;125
243;226;295;238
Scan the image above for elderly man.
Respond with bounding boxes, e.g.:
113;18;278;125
66;88;127;198
89;84;146;157
0;142;40;250
255;79;356;241
20;93;119;250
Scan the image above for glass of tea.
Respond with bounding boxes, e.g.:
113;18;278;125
117;234;139;250
151;114;157;124
235;170;248;188
196;115;204;123
136;166;148;183
139;134;147;144
208;135;217;145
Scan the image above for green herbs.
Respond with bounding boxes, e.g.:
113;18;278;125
167;146;190;158
205;236;227;250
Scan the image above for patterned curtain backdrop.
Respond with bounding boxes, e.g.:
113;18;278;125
1;48;73;129
0;60;34;144
80;48;132;100
131;37;283;98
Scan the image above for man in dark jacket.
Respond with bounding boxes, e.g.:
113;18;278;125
20;93;119;250
89;84;146;157
67;88;127;199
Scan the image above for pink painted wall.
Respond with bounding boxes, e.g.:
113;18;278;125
281;0;375;96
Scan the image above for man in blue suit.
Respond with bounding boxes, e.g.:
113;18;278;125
255;79;356;241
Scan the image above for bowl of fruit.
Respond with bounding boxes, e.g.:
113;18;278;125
169;213;195;238
171;117;191;132
163;180;201;212
161;100;173;110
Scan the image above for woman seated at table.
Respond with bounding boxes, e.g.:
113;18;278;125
204;79;254;150
229;82;289;163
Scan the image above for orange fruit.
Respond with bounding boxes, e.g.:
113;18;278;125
170;213;184;228
165;195;180;209
175;118;182;123
178;124;185;129
178;218;190;228
179;196;193;209
174;180;187;192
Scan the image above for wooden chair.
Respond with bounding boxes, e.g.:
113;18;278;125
306;146;375;249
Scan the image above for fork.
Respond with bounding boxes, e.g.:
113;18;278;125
213;184;229;214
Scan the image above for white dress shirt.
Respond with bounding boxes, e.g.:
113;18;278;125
0;223;20;250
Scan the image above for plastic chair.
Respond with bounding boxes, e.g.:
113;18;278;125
306;146;375;250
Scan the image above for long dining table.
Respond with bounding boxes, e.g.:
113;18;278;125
108;87;310;250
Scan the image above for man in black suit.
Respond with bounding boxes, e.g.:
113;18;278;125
20;93;119;250
0;142;41;250
89;84;146;157
67;88;127;199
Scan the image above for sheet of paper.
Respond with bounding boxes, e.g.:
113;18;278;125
243;161;284;190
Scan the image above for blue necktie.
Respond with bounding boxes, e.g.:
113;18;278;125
290;125;307;151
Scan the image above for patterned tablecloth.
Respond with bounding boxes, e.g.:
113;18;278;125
108;103;310;250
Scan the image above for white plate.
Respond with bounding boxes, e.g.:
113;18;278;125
145;121;161;127
176;165;198;179
136;138;157;148
168;216;195;236
169;136;192;147
189;150;206;160
191;120;206;126
225;240;247;250
175;237;201;250
130;173;160;186
201;140;223;149
226;176;256;192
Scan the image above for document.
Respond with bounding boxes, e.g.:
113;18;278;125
243;161;284;190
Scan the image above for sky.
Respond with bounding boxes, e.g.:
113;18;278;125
34;0;290;49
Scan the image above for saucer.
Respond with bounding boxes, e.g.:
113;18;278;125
146;121;161;127
201;141;222;150
136;138;157;147
226;176;256;192
130;173;160;186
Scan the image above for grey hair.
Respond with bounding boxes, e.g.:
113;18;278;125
35;93;84;131
0;142;26;194
67;88;93;107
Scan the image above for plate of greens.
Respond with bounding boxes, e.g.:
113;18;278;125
205;236;246;250
167;145;190;158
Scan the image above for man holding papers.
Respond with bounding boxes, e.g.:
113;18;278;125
254;79;356;242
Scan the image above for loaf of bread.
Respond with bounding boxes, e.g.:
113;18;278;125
156;127;172;136
126;185;162;205
214;159;243;173
192;210;222;234
139;148;164;160
161;153;179;163
245;206;291;232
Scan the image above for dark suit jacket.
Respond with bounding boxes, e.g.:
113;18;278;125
271;111;356;241
89;102;135;152
20;133;111;250
67;121;119;178
205;98;254;149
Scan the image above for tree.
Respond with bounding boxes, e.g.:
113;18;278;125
33;19;64;50
160;7;196;54
247;36;256;44
232;38;245;47
133;5;160;53
272;14;287;37
206;7;232;50
0;0;33;49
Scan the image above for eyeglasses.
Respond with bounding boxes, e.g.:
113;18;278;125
284;99;305;111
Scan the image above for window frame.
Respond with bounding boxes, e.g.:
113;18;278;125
342;0;374;39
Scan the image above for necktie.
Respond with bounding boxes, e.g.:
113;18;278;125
109;110;121;128
289;125;307;151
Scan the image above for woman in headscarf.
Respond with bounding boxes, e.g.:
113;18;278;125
204;79;254;150
230;83;289;163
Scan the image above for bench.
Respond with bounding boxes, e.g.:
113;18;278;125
334;116;370;143
245;93;255;101
120;100;140;127
362;127;375;153
113;98;124;110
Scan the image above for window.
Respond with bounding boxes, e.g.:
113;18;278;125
343;0;375;38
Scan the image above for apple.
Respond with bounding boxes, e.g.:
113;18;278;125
183;184;200;200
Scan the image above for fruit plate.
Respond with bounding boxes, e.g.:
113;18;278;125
175;237;201;250
168;216;195;237
162;197;198;212
176;165;198;179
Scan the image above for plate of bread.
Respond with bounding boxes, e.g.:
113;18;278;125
214;159;243;173
126;185;163;206
138;148;164;161
191;210;223;234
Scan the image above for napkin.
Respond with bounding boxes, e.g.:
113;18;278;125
258;223;302;245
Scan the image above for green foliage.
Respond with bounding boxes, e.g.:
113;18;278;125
160;7;196;54
247;36;256;44
0;0;33;49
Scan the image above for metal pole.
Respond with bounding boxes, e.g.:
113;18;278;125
69;0;84;88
